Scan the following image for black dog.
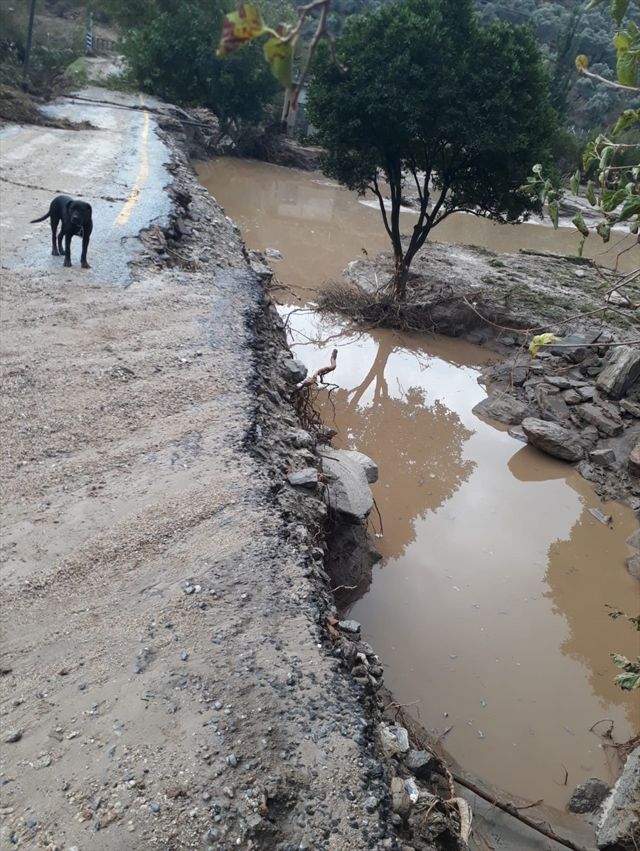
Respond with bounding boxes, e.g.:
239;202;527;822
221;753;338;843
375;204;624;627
31;195;93;269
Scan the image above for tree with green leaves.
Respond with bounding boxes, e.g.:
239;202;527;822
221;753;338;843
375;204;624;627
105;0;280;137
305;0;556;300
522;0;639;276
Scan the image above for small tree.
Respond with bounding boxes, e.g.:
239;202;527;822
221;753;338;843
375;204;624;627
306;0;557;300
108;0;280;137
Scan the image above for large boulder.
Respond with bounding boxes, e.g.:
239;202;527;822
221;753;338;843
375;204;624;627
596;345;640;400
597;747;640;850
318;447;376;521
472;392;529;425
521;418;585;462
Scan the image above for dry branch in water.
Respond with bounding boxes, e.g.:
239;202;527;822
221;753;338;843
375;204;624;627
290;349;338;436
295;348;338;388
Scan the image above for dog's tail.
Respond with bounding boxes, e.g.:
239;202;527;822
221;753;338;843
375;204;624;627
30;212;51;223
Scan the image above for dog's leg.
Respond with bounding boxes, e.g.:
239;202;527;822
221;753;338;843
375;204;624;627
63;232;72;267
51;217;59;256
80;226;92;269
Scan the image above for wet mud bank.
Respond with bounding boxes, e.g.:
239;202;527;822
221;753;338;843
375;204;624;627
334;243;640;520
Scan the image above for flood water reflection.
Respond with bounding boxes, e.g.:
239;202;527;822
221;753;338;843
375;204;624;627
197;158;639;810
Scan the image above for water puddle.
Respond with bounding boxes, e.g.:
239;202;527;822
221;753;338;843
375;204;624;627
197;158;639;811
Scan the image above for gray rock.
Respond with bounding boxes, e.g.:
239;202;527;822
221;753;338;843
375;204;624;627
287;429;314;449
512;366;529;386
338;619;361;634
577;385;595;402
536;383;571;422
597;747;640;849
549;332;601;363
4;729;23;743
521;418;585;462
574;404;623;437
627;530;640;551
390;776;412;817
265;247;283;260
620;399;640;419
283;358;308;384
568;778;610;814
405;749;436;780
248;255;272;283
508;425;528;443
596;346;640;400
150;801;160;813
379;724;410;756
320;446;378;484
629;439;640;478
563;389;582;405
545;375;574;390
472;392;528;425
319;448;374;520
287;468;318;488
365;796;378;813
589;448;616;468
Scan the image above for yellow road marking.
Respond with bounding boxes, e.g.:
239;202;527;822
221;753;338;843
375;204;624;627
114;94;150;227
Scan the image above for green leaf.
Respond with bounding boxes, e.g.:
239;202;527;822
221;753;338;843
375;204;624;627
617;46;639;86
599;146;614;171
586;181;597;206
572;212;590;237
263;34;295;88
602;187;630;211
618;195;640;221
570;170;580;195
615;671;640;690
611;0;630;25
612;108;640;136
612;653;631;668
548;199;559;229
596;221;611;242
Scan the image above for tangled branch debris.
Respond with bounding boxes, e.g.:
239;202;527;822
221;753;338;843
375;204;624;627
290;349;338;436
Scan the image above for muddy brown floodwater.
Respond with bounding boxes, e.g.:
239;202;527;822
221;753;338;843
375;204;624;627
197;158;639;811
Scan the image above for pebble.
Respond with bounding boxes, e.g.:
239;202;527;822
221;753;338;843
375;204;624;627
180;651;189;661
223;786;234;798
78;682;86;691
226;753;237;767
4;729;23;743
150;801;160;813
364;796;378;813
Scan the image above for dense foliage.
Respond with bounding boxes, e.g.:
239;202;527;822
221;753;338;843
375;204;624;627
307;0;557;299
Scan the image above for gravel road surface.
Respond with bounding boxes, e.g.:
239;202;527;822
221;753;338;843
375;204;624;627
0;90;394;850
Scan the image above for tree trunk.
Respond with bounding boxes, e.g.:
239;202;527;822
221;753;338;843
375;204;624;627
392;255;409;301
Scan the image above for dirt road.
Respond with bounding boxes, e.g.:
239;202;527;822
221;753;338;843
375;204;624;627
0;90;392;850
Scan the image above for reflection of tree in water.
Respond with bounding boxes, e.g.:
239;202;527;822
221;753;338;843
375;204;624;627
326;335;475;561
542;517;638;721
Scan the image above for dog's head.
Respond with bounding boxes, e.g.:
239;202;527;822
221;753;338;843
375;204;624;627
69;208;84;236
